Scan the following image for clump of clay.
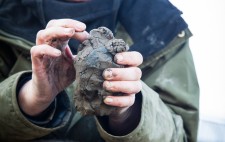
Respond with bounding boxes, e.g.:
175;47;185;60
74;27;129;116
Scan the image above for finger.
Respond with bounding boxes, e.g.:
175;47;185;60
103;67;142;81
73;31;90;42
46;19;86;32
72;55;77;60
30;45;61;66
114;51;143;67
103;81;142;94
36;27;75;45
104;94;135;107
64;46;74;60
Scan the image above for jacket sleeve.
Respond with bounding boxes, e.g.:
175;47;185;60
96;41;199;142
0;71;71;140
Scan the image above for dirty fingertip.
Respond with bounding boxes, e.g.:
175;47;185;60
114;54;123;63
104;97;113;104
54;49;61;56
103;68;113;79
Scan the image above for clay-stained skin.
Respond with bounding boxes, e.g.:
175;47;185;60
74;27;129;116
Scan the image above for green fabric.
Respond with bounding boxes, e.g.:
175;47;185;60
142;41;199;142
0;29;34;51
0;30;199;141
0;71;62;140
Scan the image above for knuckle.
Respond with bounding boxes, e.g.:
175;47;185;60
133;51;143;65
65;19;73;24
134;67;142;79
36;30;43;38
30;46;41;57
124;95;135;107
133;81;142;94
36;30;45;44
130;96;135;106
30;46;36;55
124;85;131;93
46;19;56;27
137;51;143;61
137;81;142;91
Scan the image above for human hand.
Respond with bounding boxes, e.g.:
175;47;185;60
102;51;143;119
18;19;89;116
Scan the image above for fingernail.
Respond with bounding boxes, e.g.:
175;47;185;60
104;81;112;89
54;50;61;55
115;54;123;63
64;28;74;34
104;97;113;104
103;69;113;79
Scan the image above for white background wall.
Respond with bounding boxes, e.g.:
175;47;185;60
170;0;225;141
170;0;225;123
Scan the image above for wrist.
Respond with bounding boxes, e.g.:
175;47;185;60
108;93;142;135
18;80;54;116
24;98;57;126
109;107;131;125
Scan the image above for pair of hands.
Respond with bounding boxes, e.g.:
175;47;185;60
18;19;143;119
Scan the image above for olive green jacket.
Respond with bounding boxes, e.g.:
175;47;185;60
0;29;199;142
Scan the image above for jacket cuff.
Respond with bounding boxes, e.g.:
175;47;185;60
16;74;57;126
95;81;175;142
1;71;72;140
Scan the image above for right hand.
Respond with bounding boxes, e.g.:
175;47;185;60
18;19;90;116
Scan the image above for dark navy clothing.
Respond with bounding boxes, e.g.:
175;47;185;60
0;0;187;59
